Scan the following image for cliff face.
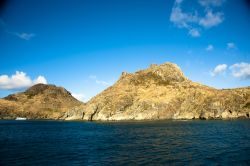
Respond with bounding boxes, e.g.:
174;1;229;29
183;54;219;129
67;62;250;120
0;84;82;119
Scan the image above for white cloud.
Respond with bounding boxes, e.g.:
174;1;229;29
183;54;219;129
199;11;223;28
189;28;200;37
206;44;214;51
0;71;47;90
170;2;198;29
229;63;250;79
89;75;111;86
170;0;225;37
15;33;35;40
34;76;47;84
72;93;86;102
198;0;225;7
211;64;227;76
227;42;236;49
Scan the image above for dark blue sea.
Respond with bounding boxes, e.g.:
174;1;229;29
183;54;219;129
0;120;250;165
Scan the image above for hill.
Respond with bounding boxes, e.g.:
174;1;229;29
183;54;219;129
0;84;82;119
66;62;250;120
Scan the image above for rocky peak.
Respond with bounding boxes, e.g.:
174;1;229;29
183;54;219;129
118;62;188;86
4;84;72;102
146;62;187;82
25;84;71;96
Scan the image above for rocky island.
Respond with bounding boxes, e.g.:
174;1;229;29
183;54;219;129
0;62;249;120
0;84;82;119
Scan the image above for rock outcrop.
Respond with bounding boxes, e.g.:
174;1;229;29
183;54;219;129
0;84;82;119
66;62;250;120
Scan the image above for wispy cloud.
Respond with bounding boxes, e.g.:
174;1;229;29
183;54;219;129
227;42;236;49
15;32;35;40
170;0;225;37
229;63;250;79
89;75;111;86
198;0;225;7
206;44;214;51
0;71;47;90
89;75;97;79
0;18;35;40
210;64;227;76
7;31;36;40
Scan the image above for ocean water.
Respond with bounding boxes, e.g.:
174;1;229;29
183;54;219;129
0;120;249;166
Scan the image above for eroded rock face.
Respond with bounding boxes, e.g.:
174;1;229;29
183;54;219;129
0;84;82;119
67;62;250;121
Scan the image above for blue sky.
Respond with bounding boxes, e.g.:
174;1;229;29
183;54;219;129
0;0;250;101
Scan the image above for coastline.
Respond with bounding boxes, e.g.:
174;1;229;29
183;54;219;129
0;117;249;122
